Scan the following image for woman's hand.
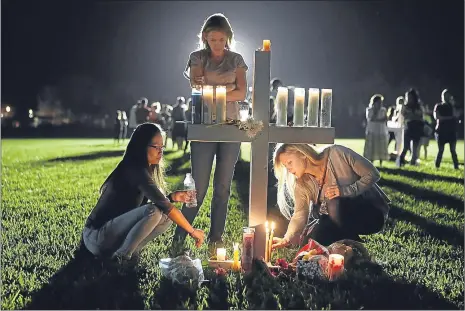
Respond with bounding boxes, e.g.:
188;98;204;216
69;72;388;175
325;185;341;200
193;76;205;85
190;229;205;248
171;190;197;204
271;237;290;250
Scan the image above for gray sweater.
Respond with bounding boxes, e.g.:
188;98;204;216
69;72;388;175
283;144;390;243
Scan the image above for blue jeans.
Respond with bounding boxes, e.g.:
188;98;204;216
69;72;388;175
83;204;172;259
173;141;241;243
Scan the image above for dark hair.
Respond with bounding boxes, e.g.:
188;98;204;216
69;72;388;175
270;78;283;90
405;88;421;110
100;123;166;194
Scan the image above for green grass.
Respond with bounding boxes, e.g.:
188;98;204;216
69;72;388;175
1;138;464;309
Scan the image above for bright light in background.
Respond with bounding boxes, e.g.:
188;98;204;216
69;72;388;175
29;109;34;119
6;106;11;112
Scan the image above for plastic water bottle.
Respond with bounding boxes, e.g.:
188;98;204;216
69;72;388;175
183;173;197;208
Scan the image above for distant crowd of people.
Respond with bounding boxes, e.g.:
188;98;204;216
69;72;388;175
113;96;191;153
362;88;460;169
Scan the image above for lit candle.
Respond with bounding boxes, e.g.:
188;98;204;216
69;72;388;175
307;88;319;127
265;226;269;263
202;85;214;124
268;222;275;263
233;243;240;270
262;40;271;51
216;85;227;123
320;89;333;128
293;87;305;127
328;254;345;281
217;248;226;261
276;87;288;126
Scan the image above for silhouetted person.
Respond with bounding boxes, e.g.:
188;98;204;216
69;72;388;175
114;110;123;145
397;88;424;167
135;97;150;126
121;111;128;142
433;89;459;169
171;96;187;151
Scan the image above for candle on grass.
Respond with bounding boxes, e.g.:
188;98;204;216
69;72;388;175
232;243;240;270
328;254;344;280
293;87;305;126
216;85;227;123
307;88;319;127
265;226;269;263
262;40;271;51
268;222;275;263
217;248;226;261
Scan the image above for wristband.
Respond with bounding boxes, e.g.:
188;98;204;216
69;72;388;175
189;229;195;236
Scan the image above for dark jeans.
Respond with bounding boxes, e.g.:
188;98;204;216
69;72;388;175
173;141;241;244
398;121;423;165
435;133;459;168
303;196;385;246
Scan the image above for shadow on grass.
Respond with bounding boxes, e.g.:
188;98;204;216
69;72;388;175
44;150;125;163
25;243;145;310
388;204;464;247
378;178;463;213
379;167;463;184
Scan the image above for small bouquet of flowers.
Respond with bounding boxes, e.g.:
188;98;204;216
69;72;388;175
207;118;264;139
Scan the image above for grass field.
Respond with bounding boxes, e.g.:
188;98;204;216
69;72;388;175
1;138;464;309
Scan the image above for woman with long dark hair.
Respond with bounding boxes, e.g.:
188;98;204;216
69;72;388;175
397;88;425;166
82;123;204;263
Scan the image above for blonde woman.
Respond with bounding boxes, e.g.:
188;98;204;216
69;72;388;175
271;144;389;248
173;13;248;251
363;94;389;166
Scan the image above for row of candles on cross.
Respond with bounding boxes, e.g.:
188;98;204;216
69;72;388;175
191;85;228;125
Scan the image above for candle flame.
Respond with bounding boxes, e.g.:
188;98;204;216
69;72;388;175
265;221;269;229
271;221;275;230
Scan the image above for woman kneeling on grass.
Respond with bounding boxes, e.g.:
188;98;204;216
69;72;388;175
82;123;205;264
271;143;390;249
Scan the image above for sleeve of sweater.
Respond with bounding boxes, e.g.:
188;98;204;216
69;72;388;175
335;146;381;197
125;166;174;214
283;185;310;244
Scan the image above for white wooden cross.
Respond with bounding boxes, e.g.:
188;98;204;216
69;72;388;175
182;49;335;258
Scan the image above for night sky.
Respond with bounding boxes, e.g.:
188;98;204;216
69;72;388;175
2;0;464;114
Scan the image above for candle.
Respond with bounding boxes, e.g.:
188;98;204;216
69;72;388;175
268;222;275;263
217;248;226;261
202;85;214;124
233;243;240;270
307;88;319;127
276;87;288;126
293;87;305;127
327;254;345;280
216;85;227;123
265;227;269;263
320;89;333;128
262;40;271;51
242;227;255;273
191;87;203;124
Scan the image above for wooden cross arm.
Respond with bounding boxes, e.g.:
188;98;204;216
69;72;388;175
268;125;335;144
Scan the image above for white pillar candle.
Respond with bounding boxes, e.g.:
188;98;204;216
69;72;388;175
216;85;227;123
217;248;226;261
276;87;288;127
320;89;332;128
202;85;214;124
307;88;319;127
293;87;305;127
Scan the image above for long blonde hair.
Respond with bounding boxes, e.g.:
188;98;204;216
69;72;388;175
197;13;236;51
273;143;325;220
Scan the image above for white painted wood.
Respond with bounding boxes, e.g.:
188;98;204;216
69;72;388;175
180;47;335;260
